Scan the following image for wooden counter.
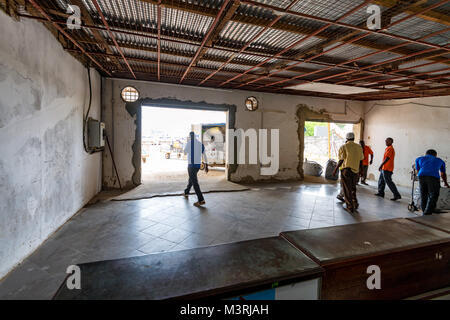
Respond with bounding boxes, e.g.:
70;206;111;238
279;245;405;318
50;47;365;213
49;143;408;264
281;218;450;299
408;213;450;234
54;236;323;300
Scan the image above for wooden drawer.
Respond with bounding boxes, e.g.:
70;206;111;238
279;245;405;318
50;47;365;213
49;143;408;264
321;242;450;299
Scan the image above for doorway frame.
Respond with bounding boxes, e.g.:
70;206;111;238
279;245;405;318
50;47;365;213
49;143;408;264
125;97;237;186
296;104;363;179
303;119;361;166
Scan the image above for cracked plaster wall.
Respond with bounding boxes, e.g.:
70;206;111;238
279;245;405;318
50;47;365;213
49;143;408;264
0;12;102;278
363;96;450;187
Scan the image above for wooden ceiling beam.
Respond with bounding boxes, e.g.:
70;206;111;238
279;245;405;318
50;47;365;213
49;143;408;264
157;0;161;81
27;0;111;75
91;0;136;78
66;48;333;86
70;0;120;69
179;0;232;83
196;0;241;63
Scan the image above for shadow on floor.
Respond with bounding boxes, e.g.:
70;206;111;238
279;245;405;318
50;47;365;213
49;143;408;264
0;178;429;299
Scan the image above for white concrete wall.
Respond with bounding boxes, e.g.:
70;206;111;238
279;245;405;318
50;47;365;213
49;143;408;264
102;78;365;187
364;96;450;187
0;12;102;278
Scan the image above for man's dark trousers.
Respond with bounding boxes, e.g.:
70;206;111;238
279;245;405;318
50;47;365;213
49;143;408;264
378;170;401;198
185;167;204;202
341;168;359;210
360;165;368;183
419;175;440;214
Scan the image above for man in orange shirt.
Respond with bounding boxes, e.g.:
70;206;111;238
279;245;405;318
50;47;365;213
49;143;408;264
359;140;373;185
375;137;402;201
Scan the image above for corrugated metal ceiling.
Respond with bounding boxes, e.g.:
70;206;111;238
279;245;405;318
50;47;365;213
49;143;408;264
18;0;450;100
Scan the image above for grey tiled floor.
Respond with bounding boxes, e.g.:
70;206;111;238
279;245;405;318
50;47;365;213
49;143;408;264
0;181;419;299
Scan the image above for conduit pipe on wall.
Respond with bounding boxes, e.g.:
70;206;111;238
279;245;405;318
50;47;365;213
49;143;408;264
105;132;122;190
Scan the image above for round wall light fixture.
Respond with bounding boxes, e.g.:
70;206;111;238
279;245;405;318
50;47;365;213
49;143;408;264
245;96;258;111
121;86;139;102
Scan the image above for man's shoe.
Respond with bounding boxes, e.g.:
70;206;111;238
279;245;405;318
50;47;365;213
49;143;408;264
183;193;189;198
374;193;384;198
344;207;355;214
194;201;206;207
361;182;368;185
336;195;345;202
390;196;401;201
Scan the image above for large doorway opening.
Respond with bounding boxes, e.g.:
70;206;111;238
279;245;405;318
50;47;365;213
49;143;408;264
304;121;356;178
141;106;227;185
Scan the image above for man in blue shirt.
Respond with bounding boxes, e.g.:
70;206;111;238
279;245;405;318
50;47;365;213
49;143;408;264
183;131;208;207
415;149;449;215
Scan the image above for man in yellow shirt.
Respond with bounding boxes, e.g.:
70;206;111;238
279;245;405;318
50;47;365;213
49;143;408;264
333;132;364;213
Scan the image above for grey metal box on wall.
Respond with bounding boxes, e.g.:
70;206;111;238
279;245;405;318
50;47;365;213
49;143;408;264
88;118;105;149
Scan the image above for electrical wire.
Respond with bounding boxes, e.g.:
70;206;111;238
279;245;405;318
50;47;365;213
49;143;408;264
345;103;362;116
372;102;450;109
82;65;104;154
365;101;450;116
322;101;362;117
83;65;93;154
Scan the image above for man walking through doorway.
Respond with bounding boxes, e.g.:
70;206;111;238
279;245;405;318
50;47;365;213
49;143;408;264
415;149;449;215
360;140;373;185
375;137;402;201
183;131;208;207
333;132;364;213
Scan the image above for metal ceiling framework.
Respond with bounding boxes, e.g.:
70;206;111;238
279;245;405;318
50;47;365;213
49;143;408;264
236;0;450;90
5;0;450;100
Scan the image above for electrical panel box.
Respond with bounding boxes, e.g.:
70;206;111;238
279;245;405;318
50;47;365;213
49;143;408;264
88;118;105;149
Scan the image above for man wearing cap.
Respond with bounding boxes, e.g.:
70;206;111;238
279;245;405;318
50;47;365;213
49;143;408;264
183;131;208;207
375;137;402;201
333;132;364;213
415;149;449;215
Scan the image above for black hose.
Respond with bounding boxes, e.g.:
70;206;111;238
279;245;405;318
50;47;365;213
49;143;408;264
105;133;122;190
83;65;93;153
